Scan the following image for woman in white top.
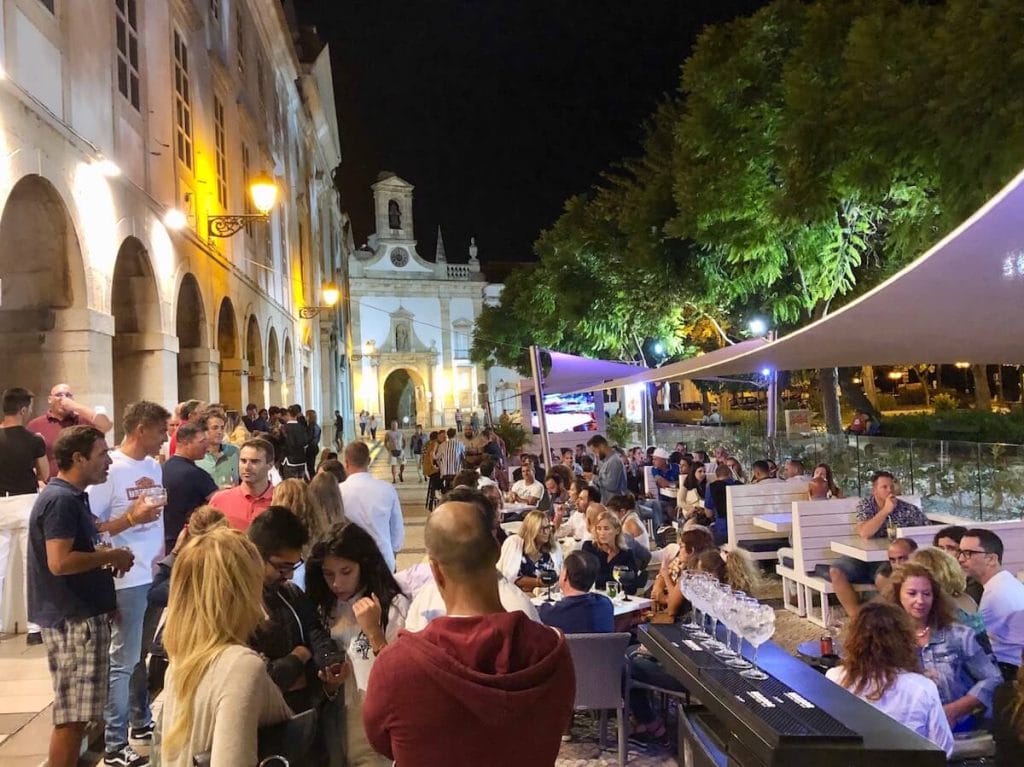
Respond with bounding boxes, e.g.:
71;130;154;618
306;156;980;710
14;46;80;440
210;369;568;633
306;522;410;767
157;527;292;767
607;493;649;549
825;601;954;757
677;464;710;522
498;509;565;591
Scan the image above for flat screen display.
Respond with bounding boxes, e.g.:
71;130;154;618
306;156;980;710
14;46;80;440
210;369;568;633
530;392;597;433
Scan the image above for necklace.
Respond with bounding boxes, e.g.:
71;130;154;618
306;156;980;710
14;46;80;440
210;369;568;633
915;625;931;638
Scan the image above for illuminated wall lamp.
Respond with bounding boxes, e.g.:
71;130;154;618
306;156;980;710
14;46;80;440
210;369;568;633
299;281;341;319
207;170;279;241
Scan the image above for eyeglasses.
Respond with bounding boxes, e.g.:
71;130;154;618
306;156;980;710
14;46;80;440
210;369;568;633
268;557;304;574
956;549;989;560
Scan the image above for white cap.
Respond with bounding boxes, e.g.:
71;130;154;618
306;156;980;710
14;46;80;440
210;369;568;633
652;447;671;460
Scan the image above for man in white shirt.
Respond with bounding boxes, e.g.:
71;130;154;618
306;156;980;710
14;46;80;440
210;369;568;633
87;401;170;766
959;528;1024;677
509;459;544;507
339;441;405;571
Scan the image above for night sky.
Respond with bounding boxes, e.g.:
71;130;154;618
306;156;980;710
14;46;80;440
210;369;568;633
293;0;770;270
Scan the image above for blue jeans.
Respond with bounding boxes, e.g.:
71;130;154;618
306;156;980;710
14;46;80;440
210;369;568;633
105;583;152;750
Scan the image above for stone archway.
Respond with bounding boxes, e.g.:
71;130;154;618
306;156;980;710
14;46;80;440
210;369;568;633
111;237;162;433
0;175;92;404
175;274;209;402
383;368;423;428
267;327;282;405
245;315;264;407
217;298;242;409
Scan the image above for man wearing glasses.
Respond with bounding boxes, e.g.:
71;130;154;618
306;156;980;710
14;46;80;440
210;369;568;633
28;383;114;480
247;506;336;713
958;528;1024;680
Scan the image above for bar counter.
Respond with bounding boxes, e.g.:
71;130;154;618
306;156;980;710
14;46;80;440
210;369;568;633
639;623;947;767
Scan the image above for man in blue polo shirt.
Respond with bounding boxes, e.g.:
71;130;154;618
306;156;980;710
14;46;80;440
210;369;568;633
538;550;613;633
28;425;134;767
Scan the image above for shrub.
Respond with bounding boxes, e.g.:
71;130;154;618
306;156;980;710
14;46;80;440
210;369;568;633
882;410;1024;444
606;411;634;447
931;393;958;412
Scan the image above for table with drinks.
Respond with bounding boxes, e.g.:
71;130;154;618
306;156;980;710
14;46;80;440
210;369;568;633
640;569;947;766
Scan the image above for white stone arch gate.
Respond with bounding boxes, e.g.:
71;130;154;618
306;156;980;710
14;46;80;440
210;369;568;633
378;353;436;429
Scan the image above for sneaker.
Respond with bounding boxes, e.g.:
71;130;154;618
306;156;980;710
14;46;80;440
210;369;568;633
129;723;155;745
105;744;149;767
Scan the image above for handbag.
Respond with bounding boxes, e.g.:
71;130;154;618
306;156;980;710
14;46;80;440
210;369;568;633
192;709;318;767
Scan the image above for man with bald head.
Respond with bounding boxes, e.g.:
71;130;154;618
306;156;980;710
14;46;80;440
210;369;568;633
364;491;575;767
28;383;113;479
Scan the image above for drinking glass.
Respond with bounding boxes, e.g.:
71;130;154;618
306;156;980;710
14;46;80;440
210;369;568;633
688;574;711;638
605;580;619;600
740;605;776;680
612;565;631;602
714;590;740;659
725;595;754;668
143;486;168;507
679;572;701;634
703;584;730;650
538;568;558;603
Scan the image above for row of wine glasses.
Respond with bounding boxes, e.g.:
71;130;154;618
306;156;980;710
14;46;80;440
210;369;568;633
679;571;776;680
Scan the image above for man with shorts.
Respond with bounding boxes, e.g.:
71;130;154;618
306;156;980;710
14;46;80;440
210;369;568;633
385;420;406;483
28;426;134;767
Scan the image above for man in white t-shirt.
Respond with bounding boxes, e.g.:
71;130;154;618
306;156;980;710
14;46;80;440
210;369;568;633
959;528;1024;677
87;400;170;766
509;460;545;507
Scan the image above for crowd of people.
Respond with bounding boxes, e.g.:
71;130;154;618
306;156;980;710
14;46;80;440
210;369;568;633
5;382;1024;766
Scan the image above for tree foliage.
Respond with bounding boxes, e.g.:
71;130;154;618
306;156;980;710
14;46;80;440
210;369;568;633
472;0;1024;422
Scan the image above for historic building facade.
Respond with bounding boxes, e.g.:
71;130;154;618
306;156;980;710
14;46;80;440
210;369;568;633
347;173;518;429
0;0;350;439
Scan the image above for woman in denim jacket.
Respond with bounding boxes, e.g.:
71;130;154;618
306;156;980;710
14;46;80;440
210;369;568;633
885;563;1003;731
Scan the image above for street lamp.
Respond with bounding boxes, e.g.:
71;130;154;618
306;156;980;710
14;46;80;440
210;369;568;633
299;281;341;319
207;170;280;241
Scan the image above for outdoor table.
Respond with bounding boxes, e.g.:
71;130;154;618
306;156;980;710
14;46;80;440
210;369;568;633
752;513;792;534
500;502;534;520
829;537;891;562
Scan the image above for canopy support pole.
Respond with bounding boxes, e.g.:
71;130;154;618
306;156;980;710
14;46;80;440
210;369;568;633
766;331;778;457
529;345;552;470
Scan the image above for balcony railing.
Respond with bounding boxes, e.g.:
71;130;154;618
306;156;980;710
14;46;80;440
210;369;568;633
447;264;471;280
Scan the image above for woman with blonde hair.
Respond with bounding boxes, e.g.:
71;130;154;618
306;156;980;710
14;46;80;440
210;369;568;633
582;510;638;587
911;546;979;615
308;471;347;527
157;527;291;766
498;509;564;592
825;601;953;757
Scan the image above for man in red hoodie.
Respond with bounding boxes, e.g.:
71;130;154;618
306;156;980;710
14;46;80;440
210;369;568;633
364;491;576;766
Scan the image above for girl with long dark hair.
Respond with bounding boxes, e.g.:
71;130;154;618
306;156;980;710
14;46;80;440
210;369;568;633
306;523;409;766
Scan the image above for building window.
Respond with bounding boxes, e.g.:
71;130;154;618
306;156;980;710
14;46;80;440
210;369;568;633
214;96;227;207
256;55;266;112
454;332;470;359
173;30;193;170
236;8;245;75
114;0;140;110
209;0;220;23
241;142;253;237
